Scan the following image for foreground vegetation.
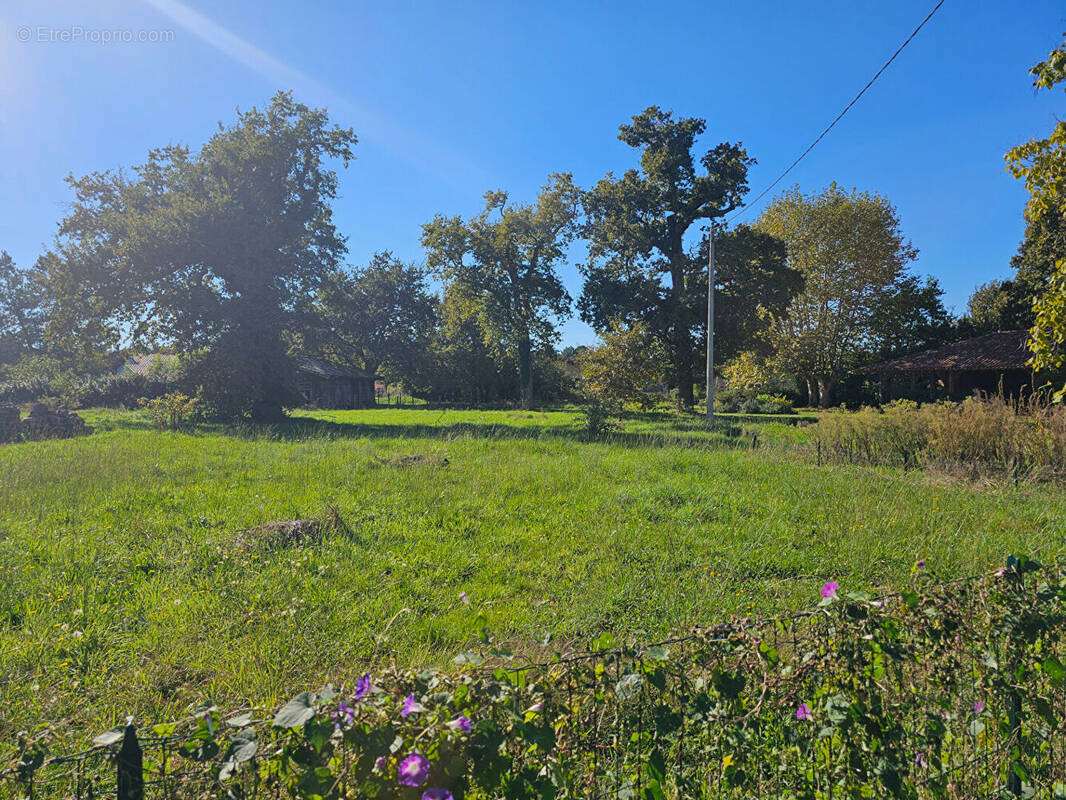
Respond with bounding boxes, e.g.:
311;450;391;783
9;560;1064;798
1;408;1065;747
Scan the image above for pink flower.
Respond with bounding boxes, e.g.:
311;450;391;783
459;592;470;605
398;753;430;787
402;693;425;717
973;700;986;714
796;703;813;721
526;701;544;714
821;581;839;599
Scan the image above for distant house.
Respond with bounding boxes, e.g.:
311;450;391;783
295;358;376;409
863;330;1035;399
117;353;179;379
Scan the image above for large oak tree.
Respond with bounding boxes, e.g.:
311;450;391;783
38;92;356;420
581;107;753;410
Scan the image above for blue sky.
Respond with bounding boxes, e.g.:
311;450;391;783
1;0;1063;346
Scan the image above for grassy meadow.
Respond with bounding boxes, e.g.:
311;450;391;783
1;406;1064;743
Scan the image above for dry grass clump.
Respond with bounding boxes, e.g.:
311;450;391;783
812;395;1066;478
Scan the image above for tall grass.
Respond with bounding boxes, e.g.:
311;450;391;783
811;395;1066;477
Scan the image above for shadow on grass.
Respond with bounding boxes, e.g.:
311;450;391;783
220;414;751;450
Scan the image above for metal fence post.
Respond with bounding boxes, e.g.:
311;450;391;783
1007;689;1023;797
116;724;143;800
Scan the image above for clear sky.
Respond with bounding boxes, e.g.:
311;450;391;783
1;0;1063;346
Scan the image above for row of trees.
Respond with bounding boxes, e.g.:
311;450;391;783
2;30;1063;418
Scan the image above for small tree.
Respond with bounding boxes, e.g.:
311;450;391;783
757;184;918;407
579;323;667;410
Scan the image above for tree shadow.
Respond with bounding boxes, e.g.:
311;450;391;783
218;413;750;450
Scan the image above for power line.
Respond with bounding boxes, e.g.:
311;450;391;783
726;0;946;225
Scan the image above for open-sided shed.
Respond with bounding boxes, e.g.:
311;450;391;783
863;330;1035;399
295;358;376;409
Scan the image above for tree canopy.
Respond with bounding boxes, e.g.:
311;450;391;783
421;173;581;408
756;184;919;407
306;252;438;382
1006;34;1066;388
37;92;356;420
0;252;45;366
581;107;752;410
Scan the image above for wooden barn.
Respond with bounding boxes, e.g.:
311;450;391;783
295;359;376;409
863;330;1035;400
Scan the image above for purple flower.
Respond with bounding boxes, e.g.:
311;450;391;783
423;790;454;800
526;701;544;714
459;592;470;605
795;703;813;721
973;700;986;715
398;753;431;787
914;752;927;769
374;756;387;772
821;581;839;599
354;673;372;701
402;693;425;718
916;560;925;570
448;716;472;733
331;700;356;729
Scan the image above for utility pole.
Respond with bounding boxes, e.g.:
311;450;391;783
705;222;715;422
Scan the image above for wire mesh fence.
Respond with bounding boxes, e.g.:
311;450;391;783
2;559;1064;799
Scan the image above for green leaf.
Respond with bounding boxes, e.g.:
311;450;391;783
758;641;780;667
591;632;615;651
616;673;644;700
1044;656;1066;686
273;691;316;728
219;729;258;780
93;727;125;747
225;712;252;728
643;645;670;662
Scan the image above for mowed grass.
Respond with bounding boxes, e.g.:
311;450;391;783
0;406;1064;742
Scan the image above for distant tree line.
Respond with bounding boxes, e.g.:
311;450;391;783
2;32;1065;418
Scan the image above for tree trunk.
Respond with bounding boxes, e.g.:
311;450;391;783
518;336;533;410
817;376;833;408
670;264;694;412
805;377;818;408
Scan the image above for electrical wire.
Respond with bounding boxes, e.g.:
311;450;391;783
726;0;947;224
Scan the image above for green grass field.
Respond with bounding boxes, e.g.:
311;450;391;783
1;407;1064;743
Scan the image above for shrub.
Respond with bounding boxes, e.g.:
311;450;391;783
579;323;666;410
811;394;1066;475
578;398;617;438
738;393;794;415
142;392;201;430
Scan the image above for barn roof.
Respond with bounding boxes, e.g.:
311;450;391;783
295;358;375;380
864;331;1032;374
120;353;178;376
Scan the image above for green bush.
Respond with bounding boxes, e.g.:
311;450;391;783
728;391;794;415
142;392;201;430
811;395;1066;474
